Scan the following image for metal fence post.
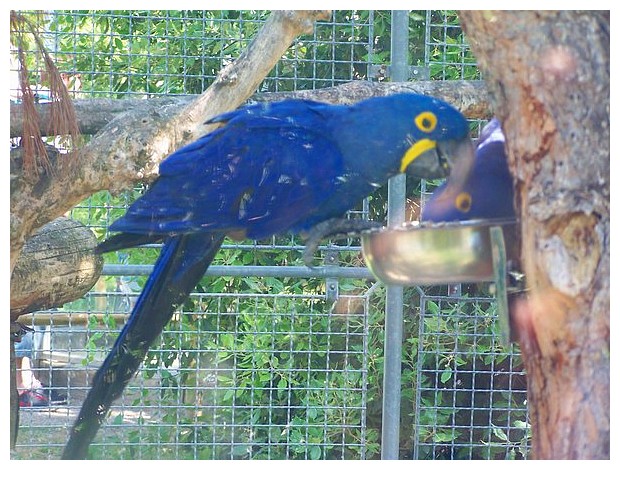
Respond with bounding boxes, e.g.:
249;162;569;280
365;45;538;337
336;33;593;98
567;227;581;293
381;9;409;460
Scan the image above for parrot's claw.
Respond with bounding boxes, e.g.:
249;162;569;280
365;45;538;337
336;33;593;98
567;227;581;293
301;218;383;268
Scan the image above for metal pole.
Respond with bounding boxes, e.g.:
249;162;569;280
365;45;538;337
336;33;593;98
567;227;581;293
381;9;409;460
102;264;375;280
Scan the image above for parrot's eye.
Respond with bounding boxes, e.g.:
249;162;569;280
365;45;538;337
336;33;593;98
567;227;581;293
455;192;472;212
415;111;438;133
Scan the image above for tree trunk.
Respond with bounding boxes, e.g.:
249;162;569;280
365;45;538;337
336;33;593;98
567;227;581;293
459;11;609;459
10;216;102;452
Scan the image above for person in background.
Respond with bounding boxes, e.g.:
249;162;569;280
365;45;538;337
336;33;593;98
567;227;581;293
15;328;67;407
15;329;49;407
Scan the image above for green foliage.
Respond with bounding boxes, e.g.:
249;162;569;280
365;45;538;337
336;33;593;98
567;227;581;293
46;9;461;97
48;10;404;96
49;11;271;96
426;11;481;81
408;291;529;459
82;292;375;460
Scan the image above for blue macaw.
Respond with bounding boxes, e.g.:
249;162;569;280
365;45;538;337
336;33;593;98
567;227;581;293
421;118;515;222
62;93;475;459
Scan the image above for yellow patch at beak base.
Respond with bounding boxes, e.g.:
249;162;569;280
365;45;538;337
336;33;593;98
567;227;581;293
399;139;437;173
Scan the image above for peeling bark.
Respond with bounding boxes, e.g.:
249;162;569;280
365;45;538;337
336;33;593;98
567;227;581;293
459;10;609;459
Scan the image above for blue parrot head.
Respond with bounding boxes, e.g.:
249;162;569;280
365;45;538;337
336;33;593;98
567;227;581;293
335;93;476;184
421;118;516;222
384;94;473;174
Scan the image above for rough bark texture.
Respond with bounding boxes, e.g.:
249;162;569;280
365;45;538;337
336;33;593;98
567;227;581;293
9;216;102;452
9;217;103;449
10;216;103;317
9;96;195;137
9;10;331;276
459;11;609;459
10;80;490;137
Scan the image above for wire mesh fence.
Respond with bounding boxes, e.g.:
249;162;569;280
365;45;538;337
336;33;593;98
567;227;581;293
17;289;375;460
414;291;528;460
11;10;529;460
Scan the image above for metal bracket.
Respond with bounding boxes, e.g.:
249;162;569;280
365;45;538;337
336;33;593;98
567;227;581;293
369;64;430;81
324;248;339;303
490;226;511;345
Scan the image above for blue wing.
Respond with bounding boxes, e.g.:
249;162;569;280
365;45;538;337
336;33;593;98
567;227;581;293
110;101;350;239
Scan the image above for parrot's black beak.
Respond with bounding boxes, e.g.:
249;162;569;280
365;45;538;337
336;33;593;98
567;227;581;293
402;135;476;184
436;136;476;190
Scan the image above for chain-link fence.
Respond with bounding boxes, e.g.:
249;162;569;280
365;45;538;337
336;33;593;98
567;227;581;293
11;10;529;460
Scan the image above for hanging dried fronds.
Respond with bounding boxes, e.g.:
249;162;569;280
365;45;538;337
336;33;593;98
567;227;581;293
10;11;81;181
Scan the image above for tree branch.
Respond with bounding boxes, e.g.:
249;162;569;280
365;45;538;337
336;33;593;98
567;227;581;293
180;10;332;140
10;80;490;137
10;216;103;316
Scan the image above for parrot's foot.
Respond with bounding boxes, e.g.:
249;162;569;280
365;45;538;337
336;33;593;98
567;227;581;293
301;218;383;267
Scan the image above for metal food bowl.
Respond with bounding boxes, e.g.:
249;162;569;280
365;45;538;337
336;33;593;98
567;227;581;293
361;220;498;285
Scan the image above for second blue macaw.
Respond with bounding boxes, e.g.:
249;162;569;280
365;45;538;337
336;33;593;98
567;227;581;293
421;118;515;222
63;93;475;459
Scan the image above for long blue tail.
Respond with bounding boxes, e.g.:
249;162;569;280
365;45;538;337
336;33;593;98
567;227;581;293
62;232;225;459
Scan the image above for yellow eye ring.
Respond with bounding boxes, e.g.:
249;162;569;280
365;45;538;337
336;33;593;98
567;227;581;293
455;192;472;212
415;111;437;133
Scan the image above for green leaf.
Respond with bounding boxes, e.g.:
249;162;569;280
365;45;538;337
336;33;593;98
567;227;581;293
433;430;458;442
309;445;322;460
514;420;530;429
232;445;249;457
492;425;509;442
